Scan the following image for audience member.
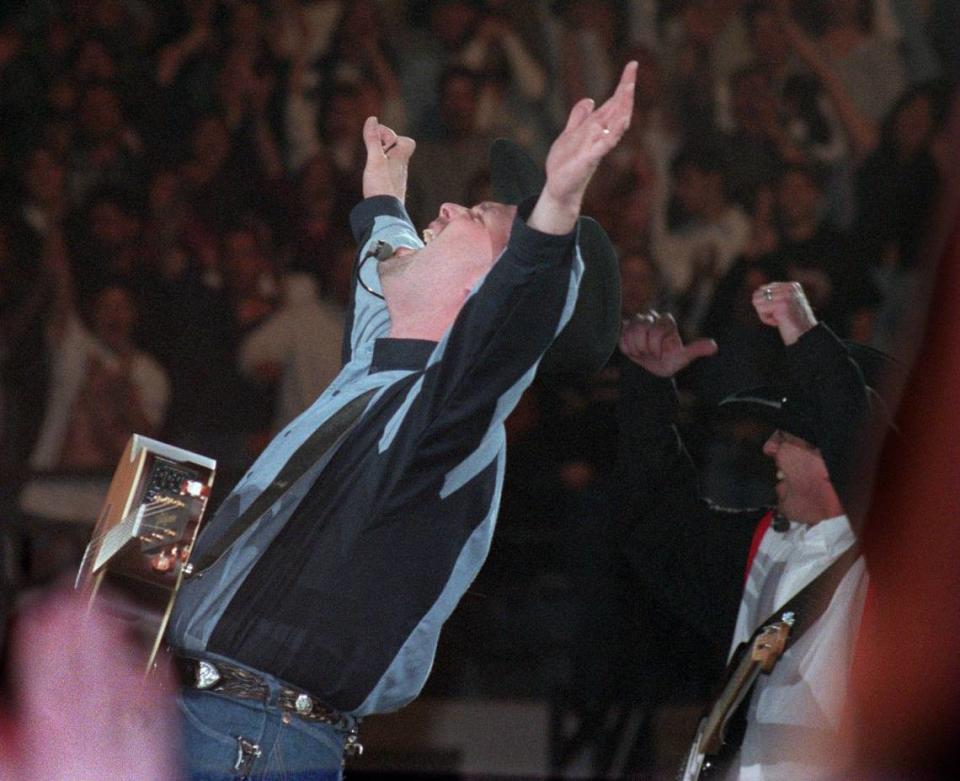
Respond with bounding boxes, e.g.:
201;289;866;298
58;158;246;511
69;186;145;300
650;142;751;336
313;0;406;131
802;0;908;122
218;221;281;457
279;151;354;295
137;239;237;459
178;111;285;235
742;164;880;342
29;239;170;473
239;270;344;432
68;81;146;206
396;0;483;130
455;3;552;155
659;0;735;141
722;64;806;210
320;81;372;195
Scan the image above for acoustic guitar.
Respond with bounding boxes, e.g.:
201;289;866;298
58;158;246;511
75;434;216;672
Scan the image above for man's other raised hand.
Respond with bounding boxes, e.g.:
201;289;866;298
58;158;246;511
362;116;416;202
752;281;818;346
529;61;638;235
619;311;718;378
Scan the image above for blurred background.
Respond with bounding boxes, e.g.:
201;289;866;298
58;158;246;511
0;0;957;778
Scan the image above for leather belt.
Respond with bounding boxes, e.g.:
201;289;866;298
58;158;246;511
175;656;360;744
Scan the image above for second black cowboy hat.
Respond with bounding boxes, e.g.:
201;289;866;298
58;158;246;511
718;339;899;449
489;138;621;377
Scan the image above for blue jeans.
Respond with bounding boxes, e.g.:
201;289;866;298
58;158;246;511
178;689;346;780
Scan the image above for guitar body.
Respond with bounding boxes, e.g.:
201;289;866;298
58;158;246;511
76;435;216;670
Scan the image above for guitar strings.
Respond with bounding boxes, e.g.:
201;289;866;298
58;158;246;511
83;498;188;549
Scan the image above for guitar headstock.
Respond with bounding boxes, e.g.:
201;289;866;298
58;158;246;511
750;620;791;673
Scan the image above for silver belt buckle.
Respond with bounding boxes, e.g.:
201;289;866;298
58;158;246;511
195;660;222;689
294;692;313;716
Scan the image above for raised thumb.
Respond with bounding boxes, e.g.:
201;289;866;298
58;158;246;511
686;338;719;361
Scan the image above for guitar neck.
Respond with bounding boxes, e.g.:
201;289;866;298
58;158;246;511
700;651;763;755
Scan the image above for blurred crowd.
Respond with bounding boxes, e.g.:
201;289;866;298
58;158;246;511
0;0;957;775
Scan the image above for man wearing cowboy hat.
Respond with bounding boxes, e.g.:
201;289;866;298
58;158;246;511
618;281;876;779
166;63;636;780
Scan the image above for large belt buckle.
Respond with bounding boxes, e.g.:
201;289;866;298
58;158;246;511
195;660;222;690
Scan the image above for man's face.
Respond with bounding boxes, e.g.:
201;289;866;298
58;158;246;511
424;201;516;260
379;201;517;328
92;286;137;350
762;430;836;524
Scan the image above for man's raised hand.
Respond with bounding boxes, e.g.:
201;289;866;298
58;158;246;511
751;281;817;346
619;311;718;378
362;116;416;201
529;61;638;235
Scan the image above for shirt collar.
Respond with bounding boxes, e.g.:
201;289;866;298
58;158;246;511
786;513;855;554
370;338;436;373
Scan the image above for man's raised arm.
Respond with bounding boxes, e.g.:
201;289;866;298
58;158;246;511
528;61;638;236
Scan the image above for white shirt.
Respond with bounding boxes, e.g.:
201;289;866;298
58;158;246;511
728;514;869;780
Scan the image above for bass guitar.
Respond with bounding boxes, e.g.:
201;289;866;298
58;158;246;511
678;616;792;780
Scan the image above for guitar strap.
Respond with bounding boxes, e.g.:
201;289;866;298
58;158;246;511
749;540;862;653
192;388;378;573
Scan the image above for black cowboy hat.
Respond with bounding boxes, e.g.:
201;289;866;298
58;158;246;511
489;138;621;377
718;341;899;447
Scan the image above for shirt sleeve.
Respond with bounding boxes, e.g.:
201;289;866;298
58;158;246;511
421;209;582;425
616;358;758;644
345;196;425;364
783;323;869;500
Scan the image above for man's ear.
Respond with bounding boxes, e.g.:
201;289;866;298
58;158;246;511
393;246;416;258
